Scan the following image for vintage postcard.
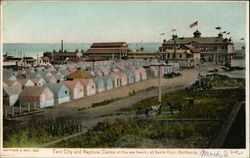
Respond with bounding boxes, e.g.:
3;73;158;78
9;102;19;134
0;0;249;157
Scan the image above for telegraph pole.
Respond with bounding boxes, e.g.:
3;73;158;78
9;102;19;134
158;64;162;103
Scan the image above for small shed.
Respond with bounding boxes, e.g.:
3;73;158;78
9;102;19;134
3;85;22;106
145;67;158;78
30;78;46;86
76;79;96;96
153;66;165;77
102;75;113;90
110;72;127;86
130;69;140;82
19;86;54;108
164;65;173;75
92;77;105;93
17;79;35;88
137;68;147;80
43;83;70;104
62;80;84;99
122;70;135;84
109;73;120;88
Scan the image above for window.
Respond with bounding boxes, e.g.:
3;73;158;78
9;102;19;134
92;85;94;88
167;54;170;58
65;91;68;94
180;54;182;58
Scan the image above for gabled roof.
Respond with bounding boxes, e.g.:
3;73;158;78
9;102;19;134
3;85;22;96
43;83;68;96
4;80;22;87
17;79;34;86
30;78;45;84
40;57;50;60
184;45;200;53
65;71;94;79
62;80;81;92
20;86;48;97
85;48;128;54
91;42;128;48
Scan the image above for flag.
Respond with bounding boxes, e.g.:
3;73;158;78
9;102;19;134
240;38;244;40
171;29;176;32
222;31;226;34
215;27;221;30
189;21;198;28
227;32;230;34
160;33;165;35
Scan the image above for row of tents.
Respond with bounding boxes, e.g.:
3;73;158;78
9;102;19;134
3;59;180;108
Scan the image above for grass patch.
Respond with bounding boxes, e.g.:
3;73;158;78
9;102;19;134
3;117;83;148
52;119;221;148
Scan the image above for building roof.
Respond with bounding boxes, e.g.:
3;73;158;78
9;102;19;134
30;78;45;84
4;80;22;87
3;85;22;96
85;48;128;54
40;57;50;60
64;70;94;79
43;83;68;96
65;57;87;62
43;75;56;82
62;80;81;92
91;42;128;48
17;79;34;86
184;45;200;53
20;86;48;97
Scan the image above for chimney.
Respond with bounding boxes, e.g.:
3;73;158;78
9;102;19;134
61;40;64;52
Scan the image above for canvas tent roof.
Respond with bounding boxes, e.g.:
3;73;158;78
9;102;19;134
20;86;48;97
43;83;68;96
64;71;94;80
3;85;22;96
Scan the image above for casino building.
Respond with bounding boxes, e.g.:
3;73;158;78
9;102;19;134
160;30;234;65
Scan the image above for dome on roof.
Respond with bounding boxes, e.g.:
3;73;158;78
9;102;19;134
218;33;223;38
193;30;201;38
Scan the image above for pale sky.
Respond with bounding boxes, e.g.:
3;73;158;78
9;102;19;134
3;1;247;43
